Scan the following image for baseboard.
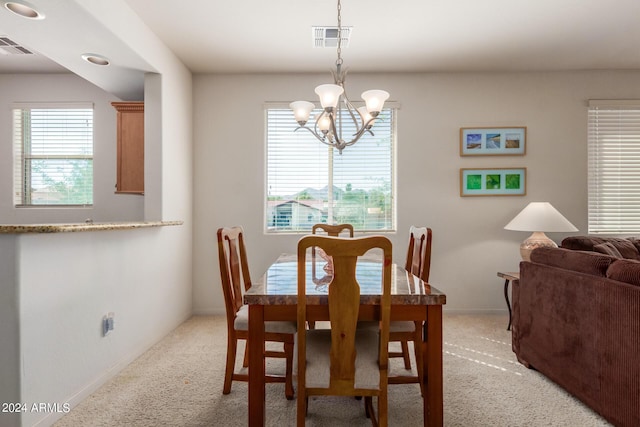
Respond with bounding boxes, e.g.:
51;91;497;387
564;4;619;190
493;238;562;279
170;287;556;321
443;308;508;315
191;307;225;316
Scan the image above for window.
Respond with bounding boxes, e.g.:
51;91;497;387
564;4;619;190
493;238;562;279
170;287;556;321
588;100;640;233
265;104;396;233
13;104;93;206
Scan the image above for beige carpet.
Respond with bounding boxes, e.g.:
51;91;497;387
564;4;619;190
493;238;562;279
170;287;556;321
54;314;610;426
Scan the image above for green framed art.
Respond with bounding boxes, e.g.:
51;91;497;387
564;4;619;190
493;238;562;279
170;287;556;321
460;168;526;197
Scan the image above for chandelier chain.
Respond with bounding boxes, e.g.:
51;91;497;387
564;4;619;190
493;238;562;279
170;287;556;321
336;0;343;66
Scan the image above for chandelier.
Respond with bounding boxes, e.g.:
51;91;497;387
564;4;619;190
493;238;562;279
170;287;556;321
289;0;389;154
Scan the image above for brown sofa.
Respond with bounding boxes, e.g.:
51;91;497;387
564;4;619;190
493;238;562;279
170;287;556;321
512;236;640;426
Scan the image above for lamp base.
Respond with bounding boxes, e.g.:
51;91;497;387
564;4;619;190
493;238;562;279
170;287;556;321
520;231;557;261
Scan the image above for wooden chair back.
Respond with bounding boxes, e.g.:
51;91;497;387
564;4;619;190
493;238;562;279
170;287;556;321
297;235;391;403
310;224;354;290
216;226;295;399
405;226;432;282
217;226;252;321
311;223;354;237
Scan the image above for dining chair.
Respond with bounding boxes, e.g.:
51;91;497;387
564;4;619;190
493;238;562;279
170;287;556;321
216;226;295;399
296;235;392;426
309;223;355;328
388;226;432;393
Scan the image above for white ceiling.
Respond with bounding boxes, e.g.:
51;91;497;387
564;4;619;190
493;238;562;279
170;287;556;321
1;0;640;97
125;0;640;73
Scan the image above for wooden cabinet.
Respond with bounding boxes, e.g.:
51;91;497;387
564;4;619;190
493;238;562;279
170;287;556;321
112;102;144;194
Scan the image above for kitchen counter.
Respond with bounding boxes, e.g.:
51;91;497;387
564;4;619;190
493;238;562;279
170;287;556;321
0;220;183;234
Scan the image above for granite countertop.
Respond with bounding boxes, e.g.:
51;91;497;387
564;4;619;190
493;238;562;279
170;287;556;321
0;220;183;234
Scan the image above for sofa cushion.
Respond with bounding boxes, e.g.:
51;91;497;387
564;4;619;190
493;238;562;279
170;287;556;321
529;246;615;277
561;236;640;260
626;237;640;254
606;259;640;286
593;242;623;258
561;236;603;251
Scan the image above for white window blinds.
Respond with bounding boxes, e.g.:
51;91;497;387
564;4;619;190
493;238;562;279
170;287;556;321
13;104;94;206
588;100;640;234
265;105;396;233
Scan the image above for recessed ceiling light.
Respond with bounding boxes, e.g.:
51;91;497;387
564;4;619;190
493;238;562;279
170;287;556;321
81;53;110;66
3;1;44;20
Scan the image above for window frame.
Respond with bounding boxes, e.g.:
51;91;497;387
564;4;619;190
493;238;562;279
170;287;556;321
264;102;398;234
587;99;640;234
12;102;94;208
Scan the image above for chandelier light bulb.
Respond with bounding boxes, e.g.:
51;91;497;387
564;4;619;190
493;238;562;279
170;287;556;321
361;90;390;115
289;101;315;125
357;106;375;129
315;84;344;110
318;115;332;133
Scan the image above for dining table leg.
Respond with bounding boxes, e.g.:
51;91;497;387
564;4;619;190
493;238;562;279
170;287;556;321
424;305;443;426
248;304;266;426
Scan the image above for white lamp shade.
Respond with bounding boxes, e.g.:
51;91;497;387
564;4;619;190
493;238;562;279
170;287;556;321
357;106;376;127
361;89;390;114
315;84;343;110
318;115;331;132
504;202;578;232
289;101;315;124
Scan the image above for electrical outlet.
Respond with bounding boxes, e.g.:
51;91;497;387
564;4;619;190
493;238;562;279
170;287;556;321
107;312;115;332
103;312;115;336
102;316;110;336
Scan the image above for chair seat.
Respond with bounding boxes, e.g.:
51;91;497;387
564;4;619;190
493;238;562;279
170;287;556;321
358;320;418;333
304;329;381;389
389;321;418;333
234;305;297;334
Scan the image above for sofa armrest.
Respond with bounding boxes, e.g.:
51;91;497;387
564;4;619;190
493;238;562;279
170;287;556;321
515;260;640;426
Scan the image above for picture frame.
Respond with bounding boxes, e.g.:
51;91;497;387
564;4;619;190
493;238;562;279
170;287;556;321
460;127;526;156
460;168;526;197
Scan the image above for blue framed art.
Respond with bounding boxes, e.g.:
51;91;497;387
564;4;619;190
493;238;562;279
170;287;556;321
460;127;526;156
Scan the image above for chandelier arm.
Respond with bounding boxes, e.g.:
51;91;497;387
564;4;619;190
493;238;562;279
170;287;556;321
343;116;379;146
343;132;366;147
341;94;362;129
329;112;341;144
293;126;331;145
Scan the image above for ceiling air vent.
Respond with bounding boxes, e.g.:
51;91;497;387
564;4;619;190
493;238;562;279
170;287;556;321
312;26;352;48
0;36;33;55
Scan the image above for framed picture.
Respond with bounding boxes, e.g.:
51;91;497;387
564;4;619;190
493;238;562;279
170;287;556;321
460;168;526;197
460;127;526;156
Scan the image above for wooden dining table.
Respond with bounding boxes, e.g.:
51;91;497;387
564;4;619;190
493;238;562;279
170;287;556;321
244;252;447;426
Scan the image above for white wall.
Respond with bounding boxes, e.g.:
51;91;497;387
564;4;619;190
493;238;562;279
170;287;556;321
0;2;194;426
0;74;144;224
192;70;640;315
15;227;190;426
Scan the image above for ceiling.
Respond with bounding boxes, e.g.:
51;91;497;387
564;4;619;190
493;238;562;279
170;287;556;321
123;0;640;74
1;0;640;98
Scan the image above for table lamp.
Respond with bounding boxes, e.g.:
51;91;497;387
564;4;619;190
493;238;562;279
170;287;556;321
504;202;578;261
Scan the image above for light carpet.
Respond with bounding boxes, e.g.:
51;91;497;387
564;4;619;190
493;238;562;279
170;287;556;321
54;314;610;426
